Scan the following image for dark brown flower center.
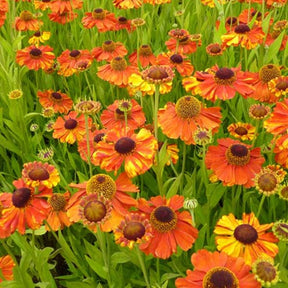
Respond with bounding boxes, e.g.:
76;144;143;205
215;68;235;80
226;17;237;26
115;137;136;154
20;10;33;21
170;54;183;64
203;267;239;288
251;10;262;20
118;16;127;23
257;173;277;192
28;167;50;181
111;57;127;71
69;50;80;58
86;174;116;199
234;126;248;136
123;222;146;241
34;31;41;37
64;118;78;130
175;96;201;118
150;206;177;232
234;24;251;34
30;48;42;58
51;92;62;100
139;45;152;56
102;40;116;52
250;105;269;119
234;224;258;244
209;44;222;54
84;200;107;222
275;80;288;91
280;186;288;199
226;144;250;166
12;188;31;208
147;67;168;80
259;64;281;83
256;261;277;282
92;8;105;19
49;194;67;211
94;133;105;143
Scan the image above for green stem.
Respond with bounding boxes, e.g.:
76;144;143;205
180;143;187;193
256;194;266;218
84;114;93;178
136;246;150;288
0;239;18;265
251;121;260;148
154;84;160;140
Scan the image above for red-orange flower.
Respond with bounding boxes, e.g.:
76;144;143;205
274;134;288;168
14;10;43;31
114;16;135;32
53;111;89;144
0;255;15;282
175;249;261;288
16;45;55;71
158;96;222;145
82;8;117;32
97;57;138;87
49;0;83;13
92;40;128;62
100;99;146;131
165;35;201;54
113;0;143;9
34;0;52;11
129;44;157;68
48;11;78;24
156;52;194;76
0;179;52;235
93;128;157;178
138;195;198;259
214;213;279;265
57;49;93;77
195;65;256;101
37;90;73;114
0;0;8;28
205;138;265;188
46;191;72;231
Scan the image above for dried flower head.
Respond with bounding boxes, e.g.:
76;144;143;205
74;100;102;115
8;89;23;100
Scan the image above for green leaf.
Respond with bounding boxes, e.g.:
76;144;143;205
264;30;285;64
207;184;226;208
85;256;108;280
111;252;131;266
166;174;182;198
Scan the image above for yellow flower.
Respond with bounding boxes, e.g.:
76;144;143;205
28;31;51;46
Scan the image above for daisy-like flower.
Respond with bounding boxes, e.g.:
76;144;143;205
138;195;198;259
100;99;145;131
278;185;288;200
272;220;288;241
156;52;194;77
53;111;90;144
0;255;15;282
22;161;60;189
205;138;265;188
0;0;8;28
144;0;171;3
268;76;288;98
250;64;282;103
214;212;279;265
264;98;288;136
46;192;72;231
227;122;256;141
113;0;143;9
238;8;264;25
273;133;288;168
82;8;116;32
206;43;224;56
49;0;83;13
254;165;286;196
129;44;157;68
114;16;134;32
16;45;55;71
34;0;52;11
48;11;78;24
114;213;152;249
252;255;279;287
0;179;52;235
165;34;201;54
74;100;101;115
175;249;261;288
93;128;157;178
92;40;128;62
195;65;256;102
28;31;51;46
37;90;73;114
97;56;138;87
249;104;270;120
57;49;93;77
221;24;265;49
158;96;222;145
14;10;43;31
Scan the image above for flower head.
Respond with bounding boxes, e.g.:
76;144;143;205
272;220;288;241
228;122;256;141
0;255;15;282
14;10;43;31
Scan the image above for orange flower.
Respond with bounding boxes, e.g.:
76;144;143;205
144;0;171;4
158;96;222;145
273;133;288;168
49;0;83;13
129;44;157;68
0;0;8;28
16;45;55;71
57;49;93;77
34;0;52;11
92;40;128;62
264;99;288;136
93;128;157;178
214;213;279;265
0;179;52;235
268;76;288;98
82;8;116;32
53;111;89;144
205;138;265;188
238;8;265;25
227;122;256;141
138;195;198;259
156;52;194;76
37;90;73;114
114;16;135;32
0;255;15;282
165;35;201;54
22;161;60;189
175;249;261;288
206;43;224;56
48;11;78;24
14;10;43;31
100;99;146;131
46;192;72;231
195;65;256;101
221;24;265;49
113;0;143;9
97;57;138;87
